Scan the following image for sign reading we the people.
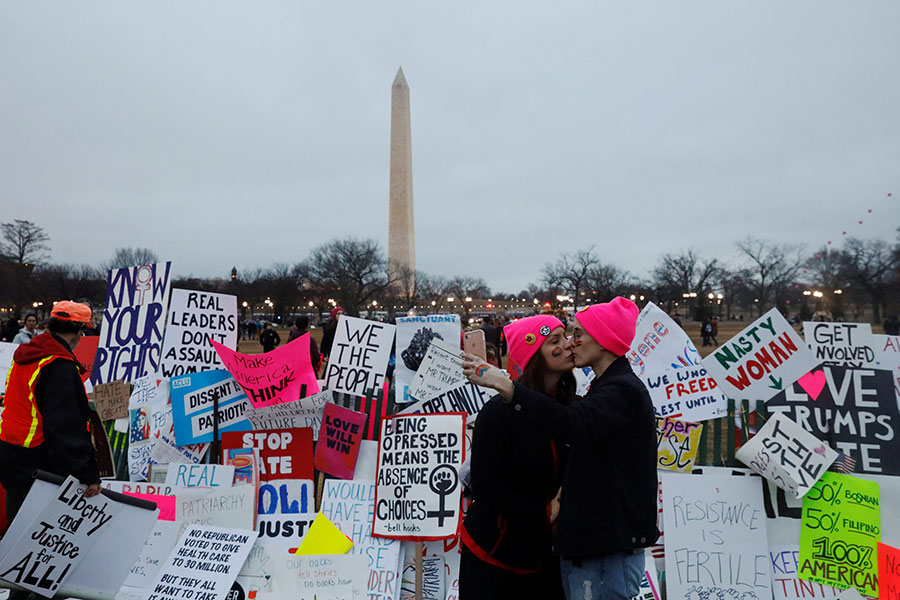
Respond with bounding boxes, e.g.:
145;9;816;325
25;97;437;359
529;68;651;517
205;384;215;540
325;315;396;397
374;413;466;540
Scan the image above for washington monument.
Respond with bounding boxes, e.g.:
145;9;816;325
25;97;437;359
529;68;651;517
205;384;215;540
388;67;415;294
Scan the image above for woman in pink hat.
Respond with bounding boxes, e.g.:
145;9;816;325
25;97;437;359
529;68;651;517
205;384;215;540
459;315;574;600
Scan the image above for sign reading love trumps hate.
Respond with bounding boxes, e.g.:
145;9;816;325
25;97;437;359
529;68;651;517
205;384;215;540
92;261;172;385
314;402;367;479
326;315;396;397
160;289;238;378
703;308;817;401
374;413;466;540
212;337;319;408
0;476;121;596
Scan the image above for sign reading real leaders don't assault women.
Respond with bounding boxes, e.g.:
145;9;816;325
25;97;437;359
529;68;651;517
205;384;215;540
160;289;238;378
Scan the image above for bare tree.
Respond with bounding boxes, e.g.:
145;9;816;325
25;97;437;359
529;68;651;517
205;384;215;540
446;276;491;317
1;219;50;265
542;247;600;310
839;237;899;323
103;247;160;271
736;237;805;315
585;264;632;303
650;249;719;316
294;238;388;317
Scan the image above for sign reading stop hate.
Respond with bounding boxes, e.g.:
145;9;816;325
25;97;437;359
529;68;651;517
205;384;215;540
221;428;313;480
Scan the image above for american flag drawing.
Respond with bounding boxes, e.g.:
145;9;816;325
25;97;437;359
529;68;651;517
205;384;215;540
829;450;856;474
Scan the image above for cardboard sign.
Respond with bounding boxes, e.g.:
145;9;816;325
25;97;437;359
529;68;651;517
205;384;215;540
0;476;121;596
628;301;703;377
395;315;461;403
400;380;492;423
246;388;331;439
325;316;396;397
278;554;366;600
123;520;181;587
165;463;235;488
407;338;466;403
736;413;837;498
661;471;772;600
92;379;131;422
175;485;256;530
703;308;818;401
92;261;172;385
400;554;444;600
374;413;466;540
767;365;900;475
221;427;314;481
170;369;253;446
257;480;314;515
212;336;319;408
315;403;367;480
656;417;703;473
799;473;880;595
146;524;255;600
880;542;900;600
642;366;729;421
160;289;238;378
873;334;900;401
320;480;403;600
129;374;161;410
803;322;877;369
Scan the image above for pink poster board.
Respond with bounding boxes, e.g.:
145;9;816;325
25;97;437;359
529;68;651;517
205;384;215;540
314;403;367;480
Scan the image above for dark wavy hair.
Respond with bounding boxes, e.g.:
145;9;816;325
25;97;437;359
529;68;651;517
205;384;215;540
518;348;576;402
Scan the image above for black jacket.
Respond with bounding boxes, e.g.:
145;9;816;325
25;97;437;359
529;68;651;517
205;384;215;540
462;396;564;572
510;356;659;558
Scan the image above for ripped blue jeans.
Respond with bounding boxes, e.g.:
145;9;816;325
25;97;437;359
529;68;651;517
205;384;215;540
559;550;644;600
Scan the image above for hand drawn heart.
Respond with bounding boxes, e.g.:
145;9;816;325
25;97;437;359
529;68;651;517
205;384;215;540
814;445;826;456
798;370;826;400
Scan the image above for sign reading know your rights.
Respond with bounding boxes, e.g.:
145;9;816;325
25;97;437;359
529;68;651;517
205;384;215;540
703;308;817;401
160;289;238;378
212;336;319;408
325;315;396;397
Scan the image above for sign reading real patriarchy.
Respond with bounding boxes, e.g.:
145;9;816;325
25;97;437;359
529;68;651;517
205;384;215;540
642;366;729;421
395;314;461;403
314;402;368;480
703;308;818;401
408;338;467;402
92;379;132;421
92;261;172;385
221;427;314;480
145;525;255;600
628;301;703;377
325;315;396;397
246;388;331;439
0;476;121;596
798;473;880;596
656;417;703;473
170;369;253;446
212;337;319;408
374;413;466;540
160;289;238;378
766;365;900;475
661;471;773;600
736;413;837;498
803;322;877;369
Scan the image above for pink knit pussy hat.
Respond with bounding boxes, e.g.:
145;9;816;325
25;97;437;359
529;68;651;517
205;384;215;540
504;315;565;371
574;297;639;356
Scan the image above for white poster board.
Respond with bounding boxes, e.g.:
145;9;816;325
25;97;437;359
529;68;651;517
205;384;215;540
627;302;702;377
407;339;467;403
165;463;235;488
246;389;331;439
703;308;818;401
160;289;238;378
400;379;492;423
0;342;19;396
873;334;900;402
802;322;876;369
395;315;461;403
641;365;729;421
175;485;256;530
324;316;396;397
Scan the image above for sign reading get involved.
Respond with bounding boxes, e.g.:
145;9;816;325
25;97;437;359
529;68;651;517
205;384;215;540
703;308;817;401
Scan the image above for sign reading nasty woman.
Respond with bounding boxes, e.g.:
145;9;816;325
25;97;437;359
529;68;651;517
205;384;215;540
325;315;396;398
92;261;172;385
373;413;466;541
160;289;238;378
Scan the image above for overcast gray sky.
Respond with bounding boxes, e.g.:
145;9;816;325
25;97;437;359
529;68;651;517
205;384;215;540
2;1;898;293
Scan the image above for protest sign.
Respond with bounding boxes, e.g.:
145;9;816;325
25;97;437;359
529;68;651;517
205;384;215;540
148;432;209;471
656;417;703;473
146;525;255;600
325;315;396;397
767;365;900;475
246;388;331;439
123;520;181;588
92;379;131;421
102;481;177;497
130;407;153;444
374;413;466;540
320;479;403;600
92;261;172;385
354;440;379;481
166;463;235;488
87;410;116;479
257;480;314;515
628;301;703;377
274;554;366;600
768;517;843;600
160;289;238;378
0;476;121;596
400;379;492;423
873;334;900;401
295;512;354;555
643;366;729;421
395;314;461;403
736;413;837;498
400;554;444;600
661;471;772;600
635;550;661;600
237;512;314;591
703;308;818;401
175;485;256;530
212;336;318;408
803;322;877;369
0;342;18;397
798;473;880;595
129;440;155;481
221;427;314;480
129;374;161;410
880;542;900;600
407;338;466;403
424;538;462;600
315;403;368;479
170;369;253;446
72;335;99;384
225;447;260;484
